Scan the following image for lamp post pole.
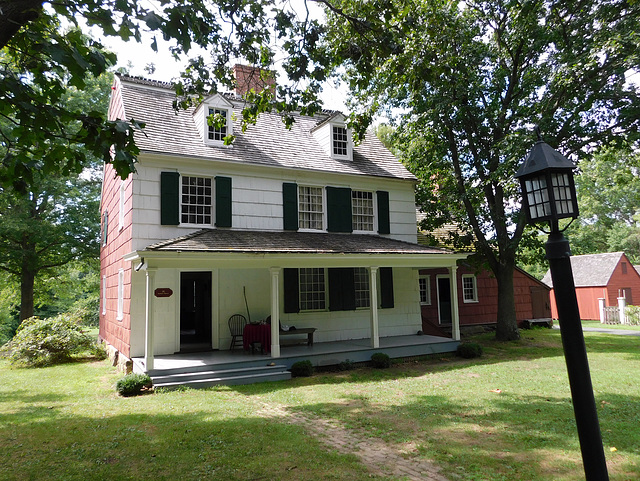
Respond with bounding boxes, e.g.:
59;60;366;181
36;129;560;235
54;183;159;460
545;229;609;481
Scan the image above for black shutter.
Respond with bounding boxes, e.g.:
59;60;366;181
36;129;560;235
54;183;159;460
380;267;394;308
283;268;300;313
377;190;390;234
283;182;298;231
215;176;232;227
160;172;180;225
328;268;356;311
326;186;352;232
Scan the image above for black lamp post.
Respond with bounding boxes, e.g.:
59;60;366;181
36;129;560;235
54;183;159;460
515;130;609;481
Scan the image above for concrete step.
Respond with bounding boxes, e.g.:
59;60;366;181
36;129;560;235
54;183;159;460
151;364;291;389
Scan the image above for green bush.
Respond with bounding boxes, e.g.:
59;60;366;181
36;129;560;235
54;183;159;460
370;352;391;368
116;373;153;396
6;315;97;367
338;359;355;371
456;342;483;359
290;360;314;377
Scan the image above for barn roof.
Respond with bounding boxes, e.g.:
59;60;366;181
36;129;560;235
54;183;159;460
541;252;626;288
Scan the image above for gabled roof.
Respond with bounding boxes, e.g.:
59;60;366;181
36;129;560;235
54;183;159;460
541;252;626;288
114;75;415;181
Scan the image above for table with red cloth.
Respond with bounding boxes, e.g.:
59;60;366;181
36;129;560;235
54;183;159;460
243;323;271;353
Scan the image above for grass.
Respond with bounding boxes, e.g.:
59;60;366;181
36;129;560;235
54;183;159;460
582;320;640;331
1;329;638;480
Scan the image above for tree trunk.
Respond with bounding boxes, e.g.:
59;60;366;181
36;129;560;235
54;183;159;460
494;260;520;341
20;265;35;322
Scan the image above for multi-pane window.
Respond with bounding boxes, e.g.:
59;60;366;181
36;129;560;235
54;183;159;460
117;269;124;320
352;190;374;231
354;268;370;308
462;275;478;303
299;268;326;310
208;108;228;142
419;275;431;305
102;275;107;315
181;176;213;225
299;185;324;230
332;126;348;156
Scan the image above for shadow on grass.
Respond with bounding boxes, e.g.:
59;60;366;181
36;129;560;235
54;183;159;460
0;407;374;481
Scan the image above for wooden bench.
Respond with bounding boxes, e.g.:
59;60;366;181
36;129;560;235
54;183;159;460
279;327;316;346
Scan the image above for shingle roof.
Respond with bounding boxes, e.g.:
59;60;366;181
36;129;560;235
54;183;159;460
116;75;415;181
541;252;625;287
145;229;452;255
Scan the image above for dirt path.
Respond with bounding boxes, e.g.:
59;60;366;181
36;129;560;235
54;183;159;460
258;403;449;481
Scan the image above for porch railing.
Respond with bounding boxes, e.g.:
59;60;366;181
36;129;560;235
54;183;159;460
602;306;620;324
598;297;639;326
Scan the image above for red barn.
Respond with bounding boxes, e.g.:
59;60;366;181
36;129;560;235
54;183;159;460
419;263;551;336
541;252;640;320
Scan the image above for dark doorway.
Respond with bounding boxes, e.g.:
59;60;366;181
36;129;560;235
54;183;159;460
437;277;452;324
530;286;551;319
180;272;212;352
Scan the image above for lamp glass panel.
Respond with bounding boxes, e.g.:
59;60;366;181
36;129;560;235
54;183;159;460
525;174;552;220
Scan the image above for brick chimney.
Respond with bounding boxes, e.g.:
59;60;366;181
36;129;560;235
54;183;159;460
233;64;276;96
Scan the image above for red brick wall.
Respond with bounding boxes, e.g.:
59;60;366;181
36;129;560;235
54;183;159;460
99;76;133;357
233;64;276;96
420;265;549;329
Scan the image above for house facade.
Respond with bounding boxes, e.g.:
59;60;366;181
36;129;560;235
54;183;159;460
99;68;468;371
542;252;640;320
419;264;551;335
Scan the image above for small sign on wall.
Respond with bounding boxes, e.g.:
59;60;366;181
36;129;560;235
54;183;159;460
154;288;173;298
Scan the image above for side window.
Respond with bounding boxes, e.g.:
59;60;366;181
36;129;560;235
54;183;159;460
462;274;478;303
352;191;374;232
117;269;124;320
102;275;107;315
118;180;125;230
419;275;431;305
298;186;324;230
102;210;109;246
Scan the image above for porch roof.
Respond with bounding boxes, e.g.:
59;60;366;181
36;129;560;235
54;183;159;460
125;229;468;269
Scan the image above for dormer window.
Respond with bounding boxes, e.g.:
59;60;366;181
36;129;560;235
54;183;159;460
332;126;348;156
208;108;228;143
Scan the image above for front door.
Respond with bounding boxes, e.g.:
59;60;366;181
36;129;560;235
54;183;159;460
437;276;452;324
180;272;212;352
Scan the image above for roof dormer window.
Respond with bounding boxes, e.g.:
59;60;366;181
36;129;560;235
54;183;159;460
332;125;348;157
194;94;234;147
208;107;228;143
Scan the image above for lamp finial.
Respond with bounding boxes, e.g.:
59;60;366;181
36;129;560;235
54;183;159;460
534;125;542;142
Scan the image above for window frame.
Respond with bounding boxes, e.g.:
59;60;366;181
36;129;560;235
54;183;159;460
419;274;431;305
180;175;214;226
299;267;327;311
462;274;478;303
117;269;124;321
102;275;107;315
351;190;375;233
118;179;125;231
330;123;352;160
354;267;371;309
202;96;234;147
298;185;325;231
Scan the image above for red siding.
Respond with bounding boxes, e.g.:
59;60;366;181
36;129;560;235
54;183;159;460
420;265;549;330
99;76;134;357
548;254;640;320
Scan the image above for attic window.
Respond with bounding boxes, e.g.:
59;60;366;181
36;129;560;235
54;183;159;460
208;108;228;142
332;126;348;157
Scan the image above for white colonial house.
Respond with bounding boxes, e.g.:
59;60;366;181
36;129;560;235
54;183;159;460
99;66;467;383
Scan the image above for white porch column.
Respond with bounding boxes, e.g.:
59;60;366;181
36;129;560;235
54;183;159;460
448;265;461;341
369;266;380;348
618;297;627;325
598;298;606;323
270;267;281;358
144;268;157;371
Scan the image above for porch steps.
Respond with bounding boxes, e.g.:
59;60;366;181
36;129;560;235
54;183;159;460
150;364;291;389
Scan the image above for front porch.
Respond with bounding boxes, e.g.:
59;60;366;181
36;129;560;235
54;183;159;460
134;333;459;388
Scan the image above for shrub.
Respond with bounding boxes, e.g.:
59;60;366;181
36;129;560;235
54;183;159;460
6;315;96;367
456;342;483;359
116;373;153;396
290;360;314;377
370;352;391;368
338;359;355;371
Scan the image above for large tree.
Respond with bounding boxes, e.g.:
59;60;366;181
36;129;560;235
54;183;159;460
321;0;640;340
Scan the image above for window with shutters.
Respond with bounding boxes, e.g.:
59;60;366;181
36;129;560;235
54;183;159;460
181;176;213;225
354;268;370;308
298;185;324;230
299;268;326;310
352;190;374;232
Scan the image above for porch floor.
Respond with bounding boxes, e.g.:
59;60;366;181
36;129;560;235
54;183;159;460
134;333;459;376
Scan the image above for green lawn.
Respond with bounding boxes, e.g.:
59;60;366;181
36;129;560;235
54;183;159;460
582;320;640;331
1;329;638;480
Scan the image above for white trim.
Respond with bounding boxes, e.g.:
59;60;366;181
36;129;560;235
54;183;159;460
351;189;376;233
117;268;124;321
462;274;478;303
297;184;326;232
418;274;431;305
102;275;107;315
330;123;353;161
180;174;214;227
118;180;125;231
